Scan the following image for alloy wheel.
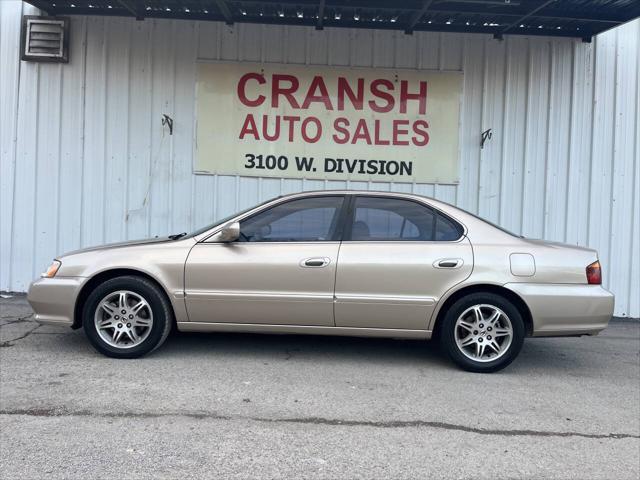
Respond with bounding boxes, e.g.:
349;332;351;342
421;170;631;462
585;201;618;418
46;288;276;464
454;304;513;363
94;290;154;349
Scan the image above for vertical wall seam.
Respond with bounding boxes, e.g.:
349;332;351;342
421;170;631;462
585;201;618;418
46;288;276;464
55;63;63;255
190;21;200;231
213;175;219;219
78;17;88;248
476;36;488;215
604;30;619;287
563;41;575;243
519;38;531;235
455;35;466;208
498;37;510;225
169;20;177;233
30;63;40;280
124;23;132;239
6;0;25;288
586;37;599;247
100;19;108;244
626;23;640;314
541;40;553;239
146;20;154;237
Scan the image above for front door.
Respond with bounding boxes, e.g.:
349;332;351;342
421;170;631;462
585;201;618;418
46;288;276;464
185;195;345;326
334;196;473;331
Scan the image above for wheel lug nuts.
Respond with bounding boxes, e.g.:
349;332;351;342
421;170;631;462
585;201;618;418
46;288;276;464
488;327;492;331
129;314;133;319
127;323;131;328
479;323;484;328
478;338;483;342
114;315;119;320
487;335;492;340
473;330;478;335
121;310;126;314
117;323;123;328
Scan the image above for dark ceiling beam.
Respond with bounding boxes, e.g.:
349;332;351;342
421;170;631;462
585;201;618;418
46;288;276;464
24;0;56;14
215;0;234;25
440;0;521;5
235;0;421;9
234;15;588;38
116;0;145;20
25;0;638;40
404;0;434;34
237;0;417;13
116;0;136;17
495;0;556;38
316;0;326;30
40;4;601;39
424;7;625;24
233;0;627;24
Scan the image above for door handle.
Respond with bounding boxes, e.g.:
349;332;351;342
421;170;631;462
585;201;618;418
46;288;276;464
300;257;331;268
434;258;463;269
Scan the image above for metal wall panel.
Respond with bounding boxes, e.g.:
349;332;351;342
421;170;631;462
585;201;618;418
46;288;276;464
1;1;638;317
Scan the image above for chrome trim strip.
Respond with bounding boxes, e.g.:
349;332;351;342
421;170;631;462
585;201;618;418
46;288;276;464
334;294;436;305
185;291;334;302
186;291;436;305
177;322;431;339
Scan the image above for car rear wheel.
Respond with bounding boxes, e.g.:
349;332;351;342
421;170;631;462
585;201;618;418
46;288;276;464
440;292;525;373
82;276;172;358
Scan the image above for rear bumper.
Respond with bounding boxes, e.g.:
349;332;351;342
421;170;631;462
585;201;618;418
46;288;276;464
27;277;84;327
504;283;614;336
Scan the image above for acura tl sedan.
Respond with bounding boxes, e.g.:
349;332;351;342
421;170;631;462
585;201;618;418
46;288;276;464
28;191;614;372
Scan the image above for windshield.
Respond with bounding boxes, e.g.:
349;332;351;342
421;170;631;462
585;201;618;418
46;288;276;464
183;198;277;238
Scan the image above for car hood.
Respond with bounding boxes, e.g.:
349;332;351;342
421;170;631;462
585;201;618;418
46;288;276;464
59;237;175;257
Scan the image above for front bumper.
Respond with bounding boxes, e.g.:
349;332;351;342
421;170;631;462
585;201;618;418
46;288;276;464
27;277;85;327
505;283;614;336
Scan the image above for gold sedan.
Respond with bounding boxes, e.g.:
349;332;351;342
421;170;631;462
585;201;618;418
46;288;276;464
28;191;614;372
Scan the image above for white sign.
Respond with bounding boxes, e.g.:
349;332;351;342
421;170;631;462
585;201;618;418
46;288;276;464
196;62;462;183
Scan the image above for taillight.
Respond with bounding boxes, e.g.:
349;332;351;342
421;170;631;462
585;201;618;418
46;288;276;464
586;261;601;285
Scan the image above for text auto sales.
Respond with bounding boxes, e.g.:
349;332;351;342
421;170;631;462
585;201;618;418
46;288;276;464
236;73;431;176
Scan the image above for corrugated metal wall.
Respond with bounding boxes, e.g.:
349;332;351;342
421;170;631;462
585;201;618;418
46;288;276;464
1;1;638;317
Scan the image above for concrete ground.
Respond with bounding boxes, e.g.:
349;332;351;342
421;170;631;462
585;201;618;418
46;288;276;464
1;295;639;480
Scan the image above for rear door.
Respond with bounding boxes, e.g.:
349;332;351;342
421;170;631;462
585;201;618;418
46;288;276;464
334;195;473;331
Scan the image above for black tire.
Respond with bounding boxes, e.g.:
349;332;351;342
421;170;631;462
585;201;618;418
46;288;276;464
82;276;173;358
439;292;525;373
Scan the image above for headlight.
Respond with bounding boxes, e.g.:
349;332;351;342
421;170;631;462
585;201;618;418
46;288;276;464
41;260;61;278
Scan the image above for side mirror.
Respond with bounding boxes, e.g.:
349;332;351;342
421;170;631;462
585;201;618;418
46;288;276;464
217;221;240;243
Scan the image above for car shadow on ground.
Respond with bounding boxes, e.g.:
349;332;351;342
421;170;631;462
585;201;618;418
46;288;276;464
9;320;600;374
162;330;451;366
152;329;588;374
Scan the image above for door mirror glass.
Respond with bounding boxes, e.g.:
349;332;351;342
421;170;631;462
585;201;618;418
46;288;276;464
217;222;240;243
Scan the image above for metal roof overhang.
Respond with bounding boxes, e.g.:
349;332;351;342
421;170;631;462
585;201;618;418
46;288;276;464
25;0;640;42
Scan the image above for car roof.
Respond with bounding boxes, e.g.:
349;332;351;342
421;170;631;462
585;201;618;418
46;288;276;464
275;189;454;211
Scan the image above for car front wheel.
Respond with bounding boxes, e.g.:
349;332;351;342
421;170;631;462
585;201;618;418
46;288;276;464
82;276;172;358
440;292;525;373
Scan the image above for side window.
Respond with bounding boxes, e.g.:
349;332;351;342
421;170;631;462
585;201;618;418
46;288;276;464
239;196;344;242
349;197;461;241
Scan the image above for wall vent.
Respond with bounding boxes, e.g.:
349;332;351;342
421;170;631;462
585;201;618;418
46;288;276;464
21;16;69;63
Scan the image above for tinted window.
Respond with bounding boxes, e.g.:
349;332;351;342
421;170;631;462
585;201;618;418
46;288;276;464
349;197;461;241
239;196;344;242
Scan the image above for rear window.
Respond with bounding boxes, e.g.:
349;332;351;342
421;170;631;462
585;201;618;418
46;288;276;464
348;197;463;241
